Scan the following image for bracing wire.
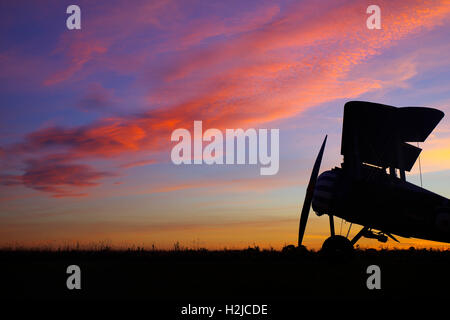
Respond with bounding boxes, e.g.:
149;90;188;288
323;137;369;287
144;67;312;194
346;223;353;239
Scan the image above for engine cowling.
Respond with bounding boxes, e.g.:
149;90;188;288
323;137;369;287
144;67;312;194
312;169;340;216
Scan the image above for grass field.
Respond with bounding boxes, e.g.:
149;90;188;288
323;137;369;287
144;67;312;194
1;246;449;305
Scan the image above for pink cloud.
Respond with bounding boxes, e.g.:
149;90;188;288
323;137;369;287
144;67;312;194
119;159;157;169
43;39;108;86
0;156;112;198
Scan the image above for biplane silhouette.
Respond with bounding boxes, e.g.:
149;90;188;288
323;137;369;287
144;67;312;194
298;101;449;253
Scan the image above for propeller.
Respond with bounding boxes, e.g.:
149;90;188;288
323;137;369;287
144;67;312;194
298;135;328;247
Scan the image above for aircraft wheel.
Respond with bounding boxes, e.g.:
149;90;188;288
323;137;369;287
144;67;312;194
320;235;354;257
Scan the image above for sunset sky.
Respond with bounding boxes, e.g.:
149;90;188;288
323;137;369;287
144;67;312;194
1;0;450;250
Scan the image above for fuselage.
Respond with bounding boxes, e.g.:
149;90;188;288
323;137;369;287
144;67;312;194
312;165;450;243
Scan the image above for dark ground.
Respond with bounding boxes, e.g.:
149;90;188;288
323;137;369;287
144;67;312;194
1;248;449;314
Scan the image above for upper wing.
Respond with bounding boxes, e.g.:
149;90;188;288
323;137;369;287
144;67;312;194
341;101;444;171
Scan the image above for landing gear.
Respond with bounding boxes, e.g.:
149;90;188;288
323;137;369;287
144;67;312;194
320;215;355;256
321;235;354;256
319;222;398;257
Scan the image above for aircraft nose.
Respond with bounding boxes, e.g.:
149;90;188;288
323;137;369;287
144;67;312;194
312;170;339;216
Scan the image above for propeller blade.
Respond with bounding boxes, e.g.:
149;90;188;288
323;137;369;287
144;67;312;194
298;135;328;247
